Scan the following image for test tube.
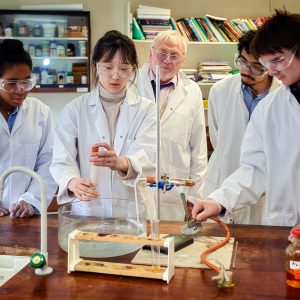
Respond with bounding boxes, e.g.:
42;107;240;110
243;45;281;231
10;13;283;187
150;219;160;272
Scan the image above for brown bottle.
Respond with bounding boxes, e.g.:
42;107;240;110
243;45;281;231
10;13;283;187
286;226;300;288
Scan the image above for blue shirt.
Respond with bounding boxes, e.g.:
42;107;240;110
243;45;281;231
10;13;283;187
7;106;19;132
242;85;270;119
290;84;300;104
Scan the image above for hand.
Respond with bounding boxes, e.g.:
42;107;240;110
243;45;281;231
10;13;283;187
0;207;9;217
9;200;35;218
90;142;128;173
192;199;222;222
68;178;100;201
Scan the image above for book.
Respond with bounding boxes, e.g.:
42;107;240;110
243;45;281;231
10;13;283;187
185;17;203;42
202;17;225;42
170;17;179;31
137;5;171;16
192;18;209;41
205;14;227;21
132;17;145;40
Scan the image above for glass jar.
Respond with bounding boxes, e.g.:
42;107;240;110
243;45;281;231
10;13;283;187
5;24;13;37
81;74;87;85
66;71;74;84
78;40;87;57
35;45;42;57
57;44;65;57
57;71;65;84
32;24;43;37
67;43;75;57
28;44;36;57
50;42;57;57
286;226;300;288
42;41;50;57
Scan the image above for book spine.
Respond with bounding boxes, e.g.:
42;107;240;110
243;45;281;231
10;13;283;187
185;18;203;42
132;18;145;40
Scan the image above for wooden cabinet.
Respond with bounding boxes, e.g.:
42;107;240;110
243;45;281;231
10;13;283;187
0;9;90;93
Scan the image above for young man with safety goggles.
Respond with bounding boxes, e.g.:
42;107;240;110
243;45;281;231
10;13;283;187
0;39;57;218
203;30;281;225
192;10;300;228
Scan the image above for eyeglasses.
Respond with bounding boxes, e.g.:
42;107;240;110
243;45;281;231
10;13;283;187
234;53;268;77
153;48;183;64
96;62;133;78
259;46;299;72
0;76;36;93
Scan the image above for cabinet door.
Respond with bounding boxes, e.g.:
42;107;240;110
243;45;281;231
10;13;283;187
0;9;90;93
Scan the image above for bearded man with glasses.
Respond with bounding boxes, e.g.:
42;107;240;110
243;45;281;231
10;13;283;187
192;10;300;228
203;30;281;225
134;30;207;221
0;39;57;218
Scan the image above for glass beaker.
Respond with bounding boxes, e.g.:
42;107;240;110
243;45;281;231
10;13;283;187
58;198;147;258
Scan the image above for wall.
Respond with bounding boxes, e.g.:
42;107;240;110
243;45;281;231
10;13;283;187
0;0;129;124
1;0;300;123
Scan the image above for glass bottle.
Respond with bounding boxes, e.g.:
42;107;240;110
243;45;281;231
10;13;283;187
286;226;300;288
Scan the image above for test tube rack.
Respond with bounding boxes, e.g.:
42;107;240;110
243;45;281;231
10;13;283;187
68;229;175;283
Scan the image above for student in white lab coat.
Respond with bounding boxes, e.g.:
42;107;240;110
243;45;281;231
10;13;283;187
192;10;300;227
50;30;156;209
134;30;207;221
204;30;281;224
0;39;57;218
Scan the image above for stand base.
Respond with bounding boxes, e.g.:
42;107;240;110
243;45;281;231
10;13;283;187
35;266;53;275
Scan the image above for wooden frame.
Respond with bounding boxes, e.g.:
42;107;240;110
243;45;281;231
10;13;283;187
68;229;175;283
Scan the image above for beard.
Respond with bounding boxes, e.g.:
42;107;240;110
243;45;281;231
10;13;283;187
241;74;255;87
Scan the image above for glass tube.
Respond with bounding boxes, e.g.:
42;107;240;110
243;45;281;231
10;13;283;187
150;219;160;272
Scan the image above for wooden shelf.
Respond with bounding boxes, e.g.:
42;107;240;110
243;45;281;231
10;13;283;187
32;84;88;93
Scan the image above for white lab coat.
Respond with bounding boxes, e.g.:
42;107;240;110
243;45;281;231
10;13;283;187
0;97;57;212
50;87;156;211
133;63;207;221
204;74;281;224
209;85;300;226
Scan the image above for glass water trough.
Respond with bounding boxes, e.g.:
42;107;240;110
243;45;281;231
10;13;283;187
58;198;147;258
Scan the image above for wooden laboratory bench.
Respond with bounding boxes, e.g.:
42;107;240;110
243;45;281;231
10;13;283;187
1;215;300;300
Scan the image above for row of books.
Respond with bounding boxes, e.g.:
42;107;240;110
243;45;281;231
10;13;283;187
196;60;233;83
175;16;267;42
132;8;267;42
133;5;172;40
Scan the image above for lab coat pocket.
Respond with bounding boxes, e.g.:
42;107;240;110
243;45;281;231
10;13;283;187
25;143;40;169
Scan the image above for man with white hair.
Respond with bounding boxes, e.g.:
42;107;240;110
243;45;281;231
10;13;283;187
135;30;207;221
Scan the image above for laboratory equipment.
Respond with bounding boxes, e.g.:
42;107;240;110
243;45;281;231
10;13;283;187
68;229;175;283
58;198;147;258
286;226;300;288
179;191;202;235
0;166;53;275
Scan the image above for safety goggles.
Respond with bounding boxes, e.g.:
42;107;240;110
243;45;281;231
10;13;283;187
96;62;133;78
153;48;183;64
259;45;299;72
0;76;36;93
234;53;268;77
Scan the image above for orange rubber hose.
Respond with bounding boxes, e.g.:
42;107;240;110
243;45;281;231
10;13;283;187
200;216;231;273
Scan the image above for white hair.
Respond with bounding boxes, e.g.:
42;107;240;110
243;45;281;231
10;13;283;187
150;30;188;55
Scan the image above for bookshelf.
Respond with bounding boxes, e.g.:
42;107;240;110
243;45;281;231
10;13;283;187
128;0;300;98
